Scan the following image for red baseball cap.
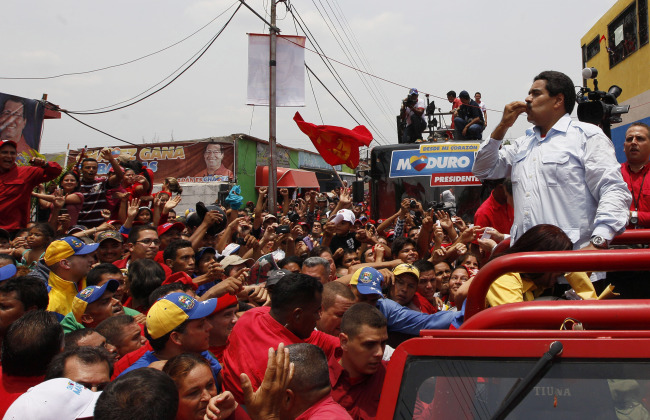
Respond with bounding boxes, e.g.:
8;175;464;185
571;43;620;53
157;222;185;236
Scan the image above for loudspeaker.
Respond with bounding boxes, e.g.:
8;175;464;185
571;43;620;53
352;180;364;203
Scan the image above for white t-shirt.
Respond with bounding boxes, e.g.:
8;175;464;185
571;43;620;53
406;98;426;125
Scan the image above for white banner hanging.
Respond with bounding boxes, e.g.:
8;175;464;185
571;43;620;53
247;34;306;107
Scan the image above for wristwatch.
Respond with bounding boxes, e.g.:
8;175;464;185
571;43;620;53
590;235;609;249
630;211;639;225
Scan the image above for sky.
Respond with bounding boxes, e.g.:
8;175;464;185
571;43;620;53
2;0;618;155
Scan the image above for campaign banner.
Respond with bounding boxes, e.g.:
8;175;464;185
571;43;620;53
0;93;45;155
67;141;234;183
431;172;481;186
247;34;306;107
389;143;480;184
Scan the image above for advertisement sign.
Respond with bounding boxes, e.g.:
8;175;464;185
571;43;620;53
256;142;290;167
298;151;342;171
389;143;481;186
68;141;234;183
0;93;45;155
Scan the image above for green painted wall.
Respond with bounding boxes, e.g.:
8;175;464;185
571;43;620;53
235;137;258;202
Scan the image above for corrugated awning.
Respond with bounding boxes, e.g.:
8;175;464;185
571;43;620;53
255;166;320;189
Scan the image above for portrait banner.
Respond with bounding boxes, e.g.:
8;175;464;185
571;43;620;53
0;93;45;155
247;34;306;107
67;141;234;183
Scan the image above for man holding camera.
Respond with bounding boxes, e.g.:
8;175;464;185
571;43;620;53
473;71;630;265
399;88;426;144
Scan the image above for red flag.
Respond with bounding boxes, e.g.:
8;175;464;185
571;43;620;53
600;34;606;43
293;112;373;169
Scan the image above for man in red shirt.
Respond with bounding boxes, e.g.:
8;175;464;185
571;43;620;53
0;311;64;417
222;272;339;404
0;139;61;231
621;122;650;228
330;303;388;420
474;178;514;235
234;342;352;420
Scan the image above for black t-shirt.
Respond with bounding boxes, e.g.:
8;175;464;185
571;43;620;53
458;99;484;123
329;232;360;253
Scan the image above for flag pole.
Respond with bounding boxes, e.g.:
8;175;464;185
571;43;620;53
331;165;345;187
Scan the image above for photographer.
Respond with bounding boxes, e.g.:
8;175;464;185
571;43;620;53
399;88;426;144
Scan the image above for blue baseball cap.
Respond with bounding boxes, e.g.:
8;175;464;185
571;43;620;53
71;279;119;322
409;88;418;96
350;267;384;296
0;264;17;282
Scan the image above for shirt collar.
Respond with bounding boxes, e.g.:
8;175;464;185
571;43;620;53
531;113;572;142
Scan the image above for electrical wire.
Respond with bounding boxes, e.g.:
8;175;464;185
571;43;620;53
305;66;324;125
64;3;242;115
289;5;390;144
311;0;395;128
0;1;240;81
328;0;395;115
63;112;140;147
305;64;361;126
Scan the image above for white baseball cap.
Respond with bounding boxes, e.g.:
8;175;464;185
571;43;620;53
332;209;356;225
4;378;101;419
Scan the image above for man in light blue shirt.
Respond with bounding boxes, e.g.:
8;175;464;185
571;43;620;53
349;267;464;333
472;71;631;258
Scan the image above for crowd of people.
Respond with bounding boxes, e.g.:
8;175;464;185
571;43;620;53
0;69;648;419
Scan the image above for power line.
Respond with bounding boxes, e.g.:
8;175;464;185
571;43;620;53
328;0;395;116
288;5;390;144
63;112;140;147
0;1;240;81
311;0;395;129
64;3;242;115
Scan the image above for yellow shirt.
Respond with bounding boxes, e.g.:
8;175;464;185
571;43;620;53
486;273;540;307
486;272;597;307
46;271;86;320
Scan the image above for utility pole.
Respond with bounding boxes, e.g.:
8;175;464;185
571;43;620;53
268;0;278;214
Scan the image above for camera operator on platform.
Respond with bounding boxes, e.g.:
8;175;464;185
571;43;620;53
399;88;426;144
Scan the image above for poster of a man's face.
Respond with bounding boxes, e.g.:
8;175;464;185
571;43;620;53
0;93;45;155
203;143;234;180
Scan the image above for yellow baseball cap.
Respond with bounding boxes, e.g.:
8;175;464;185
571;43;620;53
44;236;99;266
146;293;218;339
393;263;420;279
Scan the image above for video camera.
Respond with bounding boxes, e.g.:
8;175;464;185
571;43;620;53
403;97;417;107
576;67;629;138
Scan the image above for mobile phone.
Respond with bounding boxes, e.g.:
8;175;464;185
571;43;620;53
59;208;68;215
481;227;494;240
275;225;290;234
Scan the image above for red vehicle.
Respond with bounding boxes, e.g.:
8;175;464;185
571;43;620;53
378;231;650;419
